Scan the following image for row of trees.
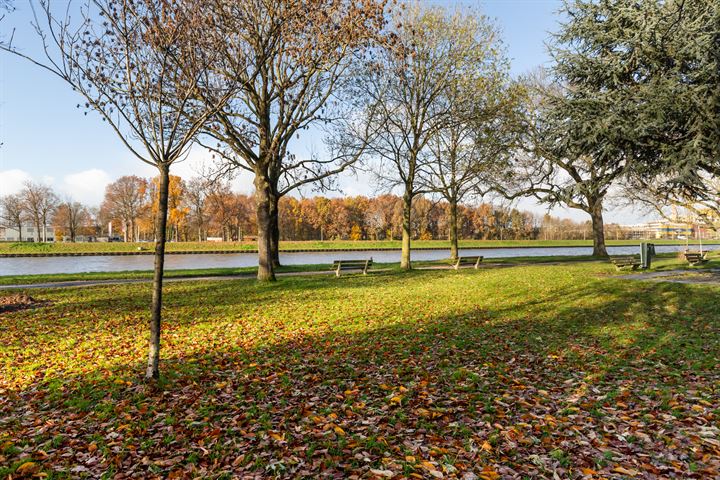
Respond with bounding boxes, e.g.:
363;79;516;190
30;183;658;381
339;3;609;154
0;182;91;242
4;0;717;378
5;174;609;243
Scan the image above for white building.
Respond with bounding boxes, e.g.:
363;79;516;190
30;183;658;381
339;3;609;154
0;224;56;242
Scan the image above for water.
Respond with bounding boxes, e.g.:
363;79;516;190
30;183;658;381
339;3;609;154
0;244;712;276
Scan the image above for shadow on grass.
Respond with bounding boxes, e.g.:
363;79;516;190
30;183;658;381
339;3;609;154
1;266;718;478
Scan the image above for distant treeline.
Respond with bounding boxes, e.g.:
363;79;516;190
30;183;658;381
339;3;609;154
2;175;632;243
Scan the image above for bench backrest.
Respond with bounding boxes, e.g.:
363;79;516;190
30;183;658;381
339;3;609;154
610;256;639;263
332;259;372;269
457;256;482;264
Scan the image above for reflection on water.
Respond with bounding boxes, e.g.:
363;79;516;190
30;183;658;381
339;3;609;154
0;245;714;276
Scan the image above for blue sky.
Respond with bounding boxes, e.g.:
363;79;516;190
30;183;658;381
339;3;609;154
0;0;645;223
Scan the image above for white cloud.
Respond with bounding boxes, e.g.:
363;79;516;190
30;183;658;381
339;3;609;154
0;169;33;196
60;169;112;205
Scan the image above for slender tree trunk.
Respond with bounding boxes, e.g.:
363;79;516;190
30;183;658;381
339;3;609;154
401;187;412;270
449;198;459;261
589;198;608;257
17;221;23;242
269;194;281;268
255;175;276;281
34;218;41;242
146;164;170;380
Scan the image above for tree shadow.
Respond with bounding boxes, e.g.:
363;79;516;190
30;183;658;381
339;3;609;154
0;267;718;478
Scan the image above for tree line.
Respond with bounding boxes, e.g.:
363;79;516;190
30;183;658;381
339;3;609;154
4;175;618;244
3;0;717;378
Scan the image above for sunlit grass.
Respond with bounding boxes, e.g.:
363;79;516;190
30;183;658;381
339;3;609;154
0;262;718;478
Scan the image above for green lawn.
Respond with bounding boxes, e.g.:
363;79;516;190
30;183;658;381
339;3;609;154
1;238;715;255
1;263;718;478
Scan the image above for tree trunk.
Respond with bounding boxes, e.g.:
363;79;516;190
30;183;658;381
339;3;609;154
269;194;281;268
449;198;459;261
146;164;170;380
255;175;276;281
17;221;22;242
401;188;412;270
589;199;608;257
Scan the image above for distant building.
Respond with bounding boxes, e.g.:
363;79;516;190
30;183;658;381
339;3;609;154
0;225;56;242
622;221;719;240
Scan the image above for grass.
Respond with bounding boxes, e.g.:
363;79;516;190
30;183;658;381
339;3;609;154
1;238;716;255
0;262;718;478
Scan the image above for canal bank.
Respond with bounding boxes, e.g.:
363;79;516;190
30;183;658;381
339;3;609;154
1;244;716;276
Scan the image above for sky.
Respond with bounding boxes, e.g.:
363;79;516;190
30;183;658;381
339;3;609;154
0;0;651;224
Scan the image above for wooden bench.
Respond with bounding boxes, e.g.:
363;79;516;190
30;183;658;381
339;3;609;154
610;255;641;270
332;259;372;277
684;251;708;265
453;256;483;270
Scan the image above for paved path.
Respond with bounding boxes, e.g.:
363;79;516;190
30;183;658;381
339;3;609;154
621;268;720;285
0;270;345;290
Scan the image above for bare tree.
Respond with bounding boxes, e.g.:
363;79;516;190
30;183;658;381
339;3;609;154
200;0;387;281
19;181;58;242
358;5;485;269
418;10;520;260
101;175;148;242
54;198;90;242
0;193;25;240
2;0;233;379
185;177;210;241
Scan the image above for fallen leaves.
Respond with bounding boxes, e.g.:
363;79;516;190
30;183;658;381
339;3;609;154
0;264;718;478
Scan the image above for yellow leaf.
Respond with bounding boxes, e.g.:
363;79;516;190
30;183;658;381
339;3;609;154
88;442;98;453
416;408;431;418
405;455;416;463
479;467;500;480
481;441;492;452
390;395;403;405
613;466;638;476
333;426;346;436
16;461;39;474
581;467;598;475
